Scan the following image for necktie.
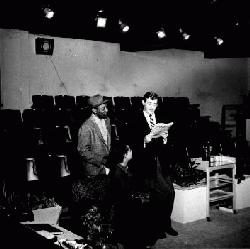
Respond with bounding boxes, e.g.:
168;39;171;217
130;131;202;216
149;114;155;129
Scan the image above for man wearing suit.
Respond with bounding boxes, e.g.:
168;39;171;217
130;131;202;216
77;94;111;177
129;91;178;238
71;94;112;233
70;94;111;232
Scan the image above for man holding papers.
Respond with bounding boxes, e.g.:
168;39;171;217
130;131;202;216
128;91;178;239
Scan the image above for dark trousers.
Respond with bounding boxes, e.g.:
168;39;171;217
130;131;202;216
113;199;159;247
149;158;175;231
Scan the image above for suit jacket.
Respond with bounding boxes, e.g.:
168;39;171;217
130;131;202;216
129;110;176;232
77;115;111;176
129;110;170;180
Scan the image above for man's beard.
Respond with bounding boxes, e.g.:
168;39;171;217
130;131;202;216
97;112;108;119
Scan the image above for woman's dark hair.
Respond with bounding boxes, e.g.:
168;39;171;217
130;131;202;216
143;91;159;101
109;141;130;166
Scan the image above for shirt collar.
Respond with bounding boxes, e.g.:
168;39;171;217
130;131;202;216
143;111;155;118
92;114;103;124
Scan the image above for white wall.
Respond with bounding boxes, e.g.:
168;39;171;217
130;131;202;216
0;29;248;122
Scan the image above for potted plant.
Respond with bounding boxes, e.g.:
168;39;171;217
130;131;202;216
80;205;116;249
31;193;62;224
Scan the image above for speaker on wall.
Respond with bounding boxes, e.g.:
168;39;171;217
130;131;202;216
35;37;54;55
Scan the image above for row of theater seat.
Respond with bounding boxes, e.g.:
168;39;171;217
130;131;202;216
1;97;238;218
31;95;142;110
1;94;201;137
0;106;236;211
0;94;203;163
0;95;200;184
31;95;201;126
31;94;192;111
0;95;203;171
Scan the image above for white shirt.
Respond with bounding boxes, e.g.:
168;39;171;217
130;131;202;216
143;111;156;148
92;115;108;144
143;111;156;129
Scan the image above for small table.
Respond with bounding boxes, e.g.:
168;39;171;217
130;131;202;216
21;222;83;248
196;156;237;221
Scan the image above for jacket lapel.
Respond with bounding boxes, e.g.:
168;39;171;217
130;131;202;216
105;119;111;151
141;112;151;134
90;117;111;150
90;118;106;144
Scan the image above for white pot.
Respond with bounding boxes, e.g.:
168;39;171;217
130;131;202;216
32;205;62;224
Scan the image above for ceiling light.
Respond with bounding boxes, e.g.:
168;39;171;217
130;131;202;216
96;9;107;28
119;20;130;33
179;28;191;40
97;17;107;28
156;28;166;39
214;36;224;45
122;25;129;32
44;7;54;19
183;33;190;40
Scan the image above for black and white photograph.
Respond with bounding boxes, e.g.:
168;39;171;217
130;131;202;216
1;1;250;248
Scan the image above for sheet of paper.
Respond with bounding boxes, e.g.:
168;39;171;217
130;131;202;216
151;122;174;138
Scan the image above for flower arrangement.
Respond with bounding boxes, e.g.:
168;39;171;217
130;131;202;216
31;193;59;210
81;206;101;240
169;160;205;187
80;205;116;249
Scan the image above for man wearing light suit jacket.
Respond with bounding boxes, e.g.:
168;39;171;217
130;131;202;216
71;94;112;233
77;94;111;177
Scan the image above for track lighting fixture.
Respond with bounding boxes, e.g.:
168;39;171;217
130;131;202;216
156;28;166;39
214;36;224;46
43;7;55;19
96;9;107;28
179;28;190;40
119;20;129;33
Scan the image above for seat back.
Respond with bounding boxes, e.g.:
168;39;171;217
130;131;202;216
54;95;76;110
32;95;54;110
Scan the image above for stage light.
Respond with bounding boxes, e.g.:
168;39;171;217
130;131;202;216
214;36;224;45
96;9;107;28
119;20;130;33
179;28;190;40
234;22;240;27
43;7;54;19
156;28;166;39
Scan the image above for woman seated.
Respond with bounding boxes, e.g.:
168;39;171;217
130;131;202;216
109;142;159;249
